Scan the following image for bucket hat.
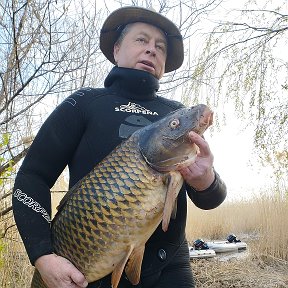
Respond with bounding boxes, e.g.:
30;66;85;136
100;6;184;73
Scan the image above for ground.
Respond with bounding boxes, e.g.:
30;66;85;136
191;254;288;288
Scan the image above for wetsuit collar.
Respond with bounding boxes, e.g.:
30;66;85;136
104;66;159;100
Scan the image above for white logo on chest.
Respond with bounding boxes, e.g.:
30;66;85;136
115;102;158;115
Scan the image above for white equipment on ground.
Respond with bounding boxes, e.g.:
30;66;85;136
189;234;247;259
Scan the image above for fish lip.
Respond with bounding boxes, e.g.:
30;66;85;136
147;154;198;172
190;107;214;135
200;107;214;128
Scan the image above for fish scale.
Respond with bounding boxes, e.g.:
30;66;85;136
49;134;165;283
30;104;213;288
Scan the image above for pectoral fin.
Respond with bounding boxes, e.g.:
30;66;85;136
125;244;145;285
162;171;183;232
171;199;178;219
111;245;134;288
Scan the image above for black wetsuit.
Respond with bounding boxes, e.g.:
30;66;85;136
13;67;227;288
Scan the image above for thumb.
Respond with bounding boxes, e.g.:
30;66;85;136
188;131;211;157
70;270;88;287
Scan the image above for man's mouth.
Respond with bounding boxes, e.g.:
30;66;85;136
140;61;155;69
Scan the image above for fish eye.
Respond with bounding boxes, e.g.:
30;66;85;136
170;119;180;129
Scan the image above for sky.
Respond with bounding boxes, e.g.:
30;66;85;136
204;110;274;201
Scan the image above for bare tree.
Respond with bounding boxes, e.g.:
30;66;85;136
0;0;108;219
184;0;288;177
0;0;224;219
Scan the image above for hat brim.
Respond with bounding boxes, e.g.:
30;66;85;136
100;6;184;73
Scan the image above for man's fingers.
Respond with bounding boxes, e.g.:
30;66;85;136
179;166;190;177
70;270;88;288
188;132;211;157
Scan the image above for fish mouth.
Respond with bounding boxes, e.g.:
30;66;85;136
195;107;213;133
148;155;198;172
147;144;199;172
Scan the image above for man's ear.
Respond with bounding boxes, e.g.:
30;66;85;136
113;44;120;64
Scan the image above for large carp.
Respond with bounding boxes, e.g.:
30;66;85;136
31;104;213;288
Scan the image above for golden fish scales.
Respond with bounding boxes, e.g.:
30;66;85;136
31;133;173;287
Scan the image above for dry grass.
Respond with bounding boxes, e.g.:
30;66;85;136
186;190;288;287
0;214;33;288
1;189;288;287
0;239;33;287
186;191;288;261
192;254;288;287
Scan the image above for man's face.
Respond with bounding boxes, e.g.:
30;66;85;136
113;22;167;79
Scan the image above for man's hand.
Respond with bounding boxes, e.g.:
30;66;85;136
35;254;88;288
179;131;215;191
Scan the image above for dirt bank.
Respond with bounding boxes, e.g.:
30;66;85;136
191;254;288;287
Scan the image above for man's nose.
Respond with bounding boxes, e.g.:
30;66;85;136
145;43;156;56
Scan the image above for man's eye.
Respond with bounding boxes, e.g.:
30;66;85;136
156;45;166;53
137;38;146;43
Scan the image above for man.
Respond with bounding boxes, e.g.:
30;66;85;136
13;6;226;288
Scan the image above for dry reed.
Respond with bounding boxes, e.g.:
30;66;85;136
1;187;287;287
0;214;33;288
186;190;288;261
186;188;288;287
